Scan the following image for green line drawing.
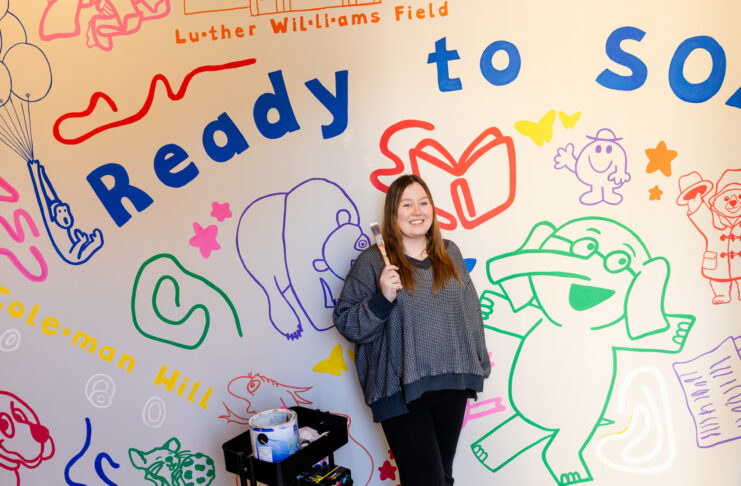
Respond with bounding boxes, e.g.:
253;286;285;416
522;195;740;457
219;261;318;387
129;437;215;486
131;253;242;350
471;217;694;485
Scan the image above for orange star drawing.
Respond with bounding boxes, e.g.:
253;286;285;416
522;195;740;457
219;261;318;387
645;141;678;176
649;185;663;200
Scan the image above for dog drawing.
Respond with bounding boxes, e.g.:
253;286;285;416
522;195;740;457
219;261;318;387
0;391;55;486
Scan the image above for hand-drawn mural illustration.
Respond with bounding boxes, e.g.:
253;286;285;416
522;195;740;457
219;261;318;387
558;111;581;130
0;390;55;486
596;366;677;474
0;328;20;351
219;372;313;425
85;373;116;409
39;0;172;51
189;222;220;258
0;175;48;282
131;253;242;349
129;437;215;486
184;0;381;16
370;120;517;230
645;141;677;177
676;169;741;304
378;455;398;481
210;201;231;222
142;397;167;428
313;343;349;375
236;178;370;340
0;9;103;266
553;128;630;205
673;335;741;448
52;58;256;145
462;395;506;429
65;417;120;486
28;160;104;264
648;185;663;201
515;109;556;147
473;216;694;485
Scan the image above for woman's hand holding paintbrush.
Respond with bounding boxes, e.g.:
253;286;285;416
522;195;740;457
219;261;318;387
371;223;403;302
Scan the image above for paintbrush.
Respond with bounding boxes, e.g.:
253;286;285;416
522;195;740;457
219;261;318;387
370;222;390;266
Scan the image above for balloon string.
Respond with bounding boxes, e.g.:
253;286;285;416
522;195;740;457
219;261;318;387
2;102;30;160
0;125;28;160
0;106;29;160
22;100;33;160
9;98;31;159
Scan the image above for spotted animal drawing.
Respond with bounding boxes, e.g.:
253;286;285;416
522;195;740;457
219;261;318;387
129;437;215;486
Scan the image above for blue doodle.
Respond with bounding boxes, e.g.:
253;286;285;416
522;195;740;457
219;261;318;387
28;160;104;264
65;417;120;486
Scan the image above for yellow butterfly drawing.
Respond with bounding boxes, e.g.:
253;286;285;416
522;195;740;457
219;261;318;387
558;110;581;129
515;109;556;146
312;344;348;376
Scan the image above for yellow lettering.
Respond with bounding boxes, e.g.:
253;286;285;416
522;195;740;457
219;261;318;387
154;365;179;391
177;377;189;396
8;301;23;318
199;387;213;410
72;331;97;353
187;381;201;403
117;353;135;373
99;346;115;362
26;304;39;326
41;317;59;336
0;286;8;309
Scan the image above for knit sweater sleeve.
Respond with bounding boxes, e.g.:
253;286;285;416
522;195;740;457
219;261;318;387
333;246;395;344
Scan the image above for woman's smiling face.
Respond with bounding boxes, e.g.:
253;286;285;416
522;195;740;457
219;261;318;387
396;182;433;243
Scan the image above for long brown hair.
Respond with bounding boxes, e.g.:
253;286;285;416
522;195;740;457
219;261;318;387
381;174;462;293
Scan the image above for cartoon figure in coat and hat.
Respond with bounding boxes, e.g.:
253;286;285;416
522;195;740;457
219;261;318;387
677;168;741;304
554;128;630;206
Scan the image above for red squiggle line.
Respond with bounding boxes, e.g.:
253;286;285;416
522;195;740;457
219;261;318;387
53;58;257;145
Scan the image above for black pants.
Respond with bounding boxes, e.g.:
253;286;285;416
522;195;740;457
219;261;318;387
381;389;469;486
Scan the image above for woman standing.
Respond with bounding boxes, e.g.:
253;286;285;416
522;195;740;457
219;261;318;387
333;174;491;485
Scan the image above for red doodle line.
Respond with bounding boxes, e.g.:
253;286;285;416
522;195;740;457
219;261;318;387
52;58;257;145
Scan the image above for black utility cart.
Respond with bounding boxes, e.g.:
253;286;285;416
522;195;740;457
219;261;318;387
223;406;352;486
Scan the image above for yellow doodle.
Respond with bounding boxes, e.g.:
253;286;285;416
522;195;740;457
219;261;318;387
515;109;556;146
558;110;581;129
312;344;348;376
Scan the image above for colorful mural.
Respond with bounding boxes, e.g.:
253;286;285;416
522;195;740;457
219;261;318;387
0;0;739;485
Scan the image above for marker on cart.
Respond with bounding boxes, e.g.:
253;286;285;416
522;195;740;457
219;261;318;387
370;223;390;266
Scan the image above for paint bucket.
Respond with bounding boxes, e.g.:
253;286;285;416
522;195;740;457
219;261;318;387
248;408;300;463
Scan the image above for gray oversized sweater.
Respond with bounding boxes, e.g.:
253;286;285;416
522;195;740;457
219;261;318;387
333;239;491;422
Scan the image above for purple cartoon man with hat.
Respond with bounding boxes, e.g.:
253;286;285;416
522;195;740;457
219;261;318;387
554;128;631;205
677;168;741;304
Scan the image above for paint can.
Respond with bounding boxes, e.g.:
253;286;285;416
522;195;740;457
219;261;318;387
248;408;300;463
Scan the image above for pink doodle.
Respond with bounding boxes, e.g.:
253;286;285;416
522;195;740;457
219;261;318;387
677;169;741;305
39;0;171;51
0;176;48;283
0;391;55;486
210;202;232;222
462;396;506;429
189;222;220;258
